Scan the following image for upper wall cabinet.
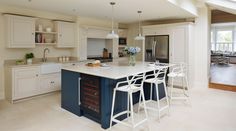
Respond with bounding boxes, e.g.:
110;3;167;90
5;15;36;48
55;21;76;48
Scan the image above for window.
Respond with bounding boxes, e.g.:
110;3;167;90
216;30;233;51
211;25;235;52
216;31;232;43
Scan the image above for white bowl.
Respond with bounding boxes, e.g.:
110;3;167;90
46;28;52;32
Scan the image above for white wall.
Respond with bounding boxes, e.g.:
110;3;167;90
0;5;77;100
192;6;211;88
87;38;106;57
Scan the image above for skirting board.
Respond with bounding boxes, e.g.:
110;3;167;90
209;83;236;92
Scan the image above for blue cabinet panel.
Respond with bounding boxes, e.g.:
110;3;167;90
61;70;82;116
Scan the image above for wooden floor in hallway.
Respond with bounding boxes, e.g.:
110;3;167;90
210;64;236;86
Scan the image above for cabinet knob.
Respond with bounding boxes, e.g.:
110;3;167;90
36;74;38;77
59;34;62;37
32;33;34;35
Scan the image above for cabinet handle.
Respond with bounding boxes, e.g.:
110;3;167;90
78;77;81;106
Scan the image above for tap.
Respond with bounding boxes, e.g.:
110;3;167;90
42;48;50;62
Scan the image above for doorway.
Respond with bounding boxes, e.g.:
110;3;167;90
209;10;236;91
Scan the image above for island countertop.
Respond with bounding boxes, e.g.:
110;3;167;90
62;61;161;79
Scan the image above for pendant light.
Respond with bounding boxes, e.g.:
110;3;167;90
134;11;145;41
106;2;119;39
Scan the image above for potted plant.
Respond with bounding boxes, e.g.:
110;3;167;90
25;53;34;64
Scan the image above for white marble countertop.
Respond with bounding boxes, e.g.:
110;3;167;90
62;61;171;80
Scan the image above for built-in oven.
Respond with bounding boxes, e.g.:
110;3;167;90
119;37;127;45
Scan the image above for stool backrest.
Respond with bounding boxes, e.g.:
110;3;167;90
154;66;169;80
127;72;145;86
171;62;188;75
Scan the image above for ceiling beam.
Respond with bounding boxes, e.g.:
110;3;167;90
167;0;198;17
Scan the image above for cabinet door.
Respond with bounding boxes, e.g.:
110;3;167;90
13;66;40;100
40;73;61;94
57;22;76;48
171;27;187;63
61;70;82;116
5;15;35;48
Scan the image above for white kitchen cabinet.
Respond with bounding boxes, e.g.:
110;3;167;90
40;73;61;94
56;21;76;48
11;66;40;101
4;15;36;48
5;65;62;103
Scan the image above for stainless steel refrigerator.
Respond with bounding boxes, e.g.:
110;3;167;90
145;35;169;63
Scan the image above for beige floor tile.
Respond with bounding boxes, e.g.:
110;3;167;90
0;88;236;131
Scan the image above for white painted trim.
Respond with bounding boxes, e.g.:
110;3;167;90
142;22;194;30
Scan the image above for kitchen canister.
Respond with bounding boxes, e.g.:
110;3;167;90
38;25;43;32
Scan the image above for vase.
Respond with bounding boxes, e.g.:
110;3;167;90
26;58;32;65
129;55;136;66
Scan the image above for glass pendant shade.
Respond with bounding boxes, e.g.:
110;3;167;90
106;2;119;39
135;34;145;40
106;30;119;39
134;11;144;41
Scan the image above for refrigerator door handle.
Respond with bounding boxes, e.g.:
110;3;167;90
152;41;156;59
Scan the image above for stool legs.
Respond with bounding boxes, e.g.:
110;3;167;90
150;83;153;100
155;83;161;121
129;92;135;127
163;81;170;115
110;89;117;129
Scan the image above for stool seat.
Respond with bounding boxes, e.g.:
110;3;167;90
144;78;164;84
116;84;141;93
167;72;186;78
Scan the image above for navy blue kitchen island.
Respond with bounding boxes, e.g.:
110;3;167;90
61;62;166;129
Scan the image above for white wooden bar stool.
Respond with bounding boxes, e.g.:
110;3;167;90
109;73;148;129
167;63;190;103
139;66;170;121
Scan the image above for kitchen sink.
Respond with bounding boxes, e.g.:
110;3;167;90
40;63;62;75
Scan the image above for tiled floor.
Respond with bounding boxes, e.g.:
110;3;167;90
0;88;236;131
210;64;236;86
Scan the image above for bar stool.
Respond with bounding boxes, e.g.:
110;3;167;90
167;63;190;103
139;66;170;121
109;73;148;129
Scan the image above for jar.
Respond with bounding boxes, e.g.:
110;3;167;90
38;25;43;32
62;56;66;62
59;57;63;62
65;57;69;61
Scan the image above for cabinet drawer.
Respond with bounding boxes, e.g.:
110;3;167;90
14;67;40;78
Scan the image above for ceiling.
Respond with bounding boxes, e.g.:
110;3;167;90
0;0;197;23
206;0;236;15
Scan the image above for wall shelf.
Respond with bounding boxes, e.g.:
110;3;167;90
35;31;57;34
35;43;56;46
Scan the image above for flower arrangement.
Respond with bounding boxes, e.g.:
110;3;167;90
124;46;141;66
124;46;141;56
